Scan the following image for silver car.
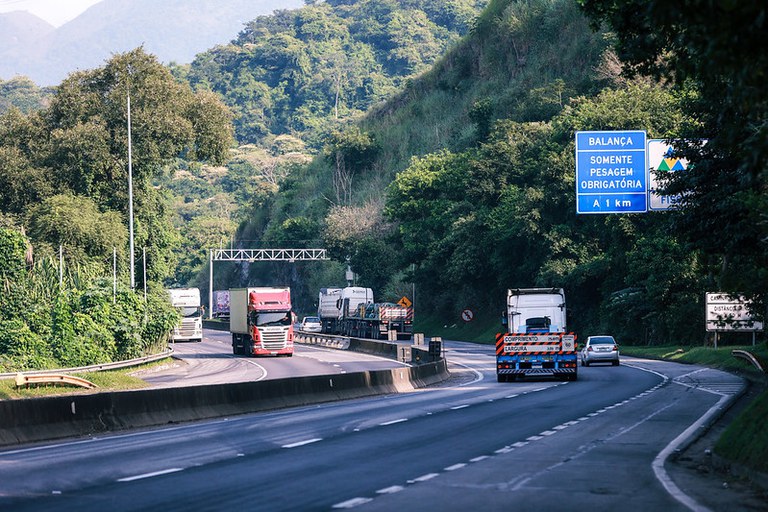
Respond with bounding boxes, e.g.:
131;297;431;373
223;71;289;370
301;316;322;333
581;335;620;366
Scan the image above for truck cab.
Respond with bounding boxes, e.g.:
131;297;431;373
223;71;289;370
230;287;294;357
167;288;203;342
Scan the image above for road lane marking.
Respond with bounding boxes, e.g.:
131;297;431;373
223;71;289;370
470;456;489;463
444;463;466;471
333;497;373;509
376;486;404;494
450;404;469;410
282;438;322;448
380;418;408;426
118;468;184;482
408;473;439;483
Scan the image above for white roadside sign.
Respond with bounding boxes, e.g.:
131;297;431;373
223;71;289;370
706;292;763;332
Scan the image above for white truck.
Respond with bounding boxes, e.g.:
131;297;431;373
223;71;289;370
496;288;577;382
317;286;373;334
167;287;203;342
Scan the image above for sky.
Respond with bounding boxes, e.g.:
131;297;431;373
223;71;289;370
0;0;102;26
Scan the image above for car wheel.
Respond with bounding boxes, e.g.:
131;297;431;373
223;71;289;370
613;360;619;366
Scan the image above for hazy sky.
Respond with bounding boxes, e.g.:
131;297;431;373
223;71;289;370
0;0;102;26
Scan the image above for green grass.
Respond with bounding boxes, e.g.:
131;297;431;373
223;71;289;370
0;359;171;400
414;309;501;344
621;344;768;380
715;390;768;473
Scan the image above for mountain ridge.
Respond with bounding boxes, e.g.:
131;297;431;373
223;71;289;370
0;0;302;86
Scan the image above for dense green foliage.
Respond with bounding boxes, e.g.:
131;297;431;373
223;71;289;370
0;77;50;115
227;0;763;345
2;0;766;367
577;0;768;320
0;227;179;371
186;0;486;147
0;48;233;371
385;84;709;343
0;48;233;284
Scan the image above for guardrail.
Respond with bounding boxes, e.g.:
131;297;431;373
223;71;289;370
732;349;766;373
0;347;174;381
15;373;97;389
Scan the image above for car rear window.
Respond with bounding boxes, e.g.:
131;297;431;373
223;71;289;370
590;336;615;344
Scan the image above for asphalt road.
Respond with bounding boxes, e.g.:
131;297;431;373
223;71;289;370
135;328;408;386
0;340;761;511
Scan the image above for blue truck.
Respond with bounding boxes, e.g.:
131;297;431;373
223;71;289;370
496;288;577;382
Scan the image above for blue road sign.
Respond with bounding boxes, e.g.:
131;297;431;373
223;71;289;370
575;130;648;214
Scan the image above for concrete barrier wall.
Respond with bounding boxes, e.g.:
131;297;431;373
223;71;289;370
0;359;448;447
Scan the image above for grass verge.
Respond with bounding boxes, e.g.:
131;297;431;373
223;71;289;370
0;359;171;400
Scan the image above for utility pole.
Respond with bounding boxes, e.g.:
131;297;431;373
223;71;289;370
127;90;135;289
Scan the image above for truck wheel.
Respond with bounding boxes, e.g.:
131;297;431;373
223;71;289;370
497;374;507;383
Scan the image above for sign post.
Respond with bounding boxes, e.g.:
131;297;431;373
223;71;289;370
575;130;648;214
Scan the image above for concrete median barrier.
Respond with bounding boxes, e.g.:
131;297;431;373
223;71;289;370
0;359;448;447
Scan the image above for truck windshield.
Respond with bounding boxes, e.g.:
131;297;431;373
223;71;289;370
179;306;202;318
255;311;292;327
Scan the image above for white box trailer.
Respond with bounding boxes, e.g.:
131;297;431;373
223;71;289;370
317;286;373;334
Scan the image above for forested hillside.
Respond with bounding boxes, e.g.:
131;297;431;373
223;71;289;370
184;0;486;147
0;0;764;373
210;0;765;345
0;49;233;370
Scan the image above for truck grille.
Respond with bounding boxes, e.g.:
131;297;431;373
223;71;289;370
260;329;288;350
177;318;199;336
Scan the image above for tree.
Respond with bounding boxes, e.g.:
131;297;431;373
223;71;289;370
324;127;380;205
577;0;768;310
26;194;127;274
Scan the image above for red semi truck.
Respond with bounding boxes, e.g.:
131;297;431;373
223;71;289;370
230;287;294;357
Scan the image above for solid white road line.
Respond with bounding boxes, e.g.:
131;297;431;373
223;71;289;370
282;438;322;449
118;468;184;482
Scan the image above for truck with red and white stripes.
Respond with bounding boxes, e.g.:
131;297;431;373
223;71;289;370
496;288;577;382
230;287;294;357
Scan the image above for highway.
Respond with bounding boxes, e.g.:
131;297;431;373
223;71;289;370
0;339;750;511
136;328;409;386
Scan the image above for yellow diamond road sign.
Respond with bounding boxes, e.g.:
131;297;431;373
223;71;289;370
398;296;412;308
